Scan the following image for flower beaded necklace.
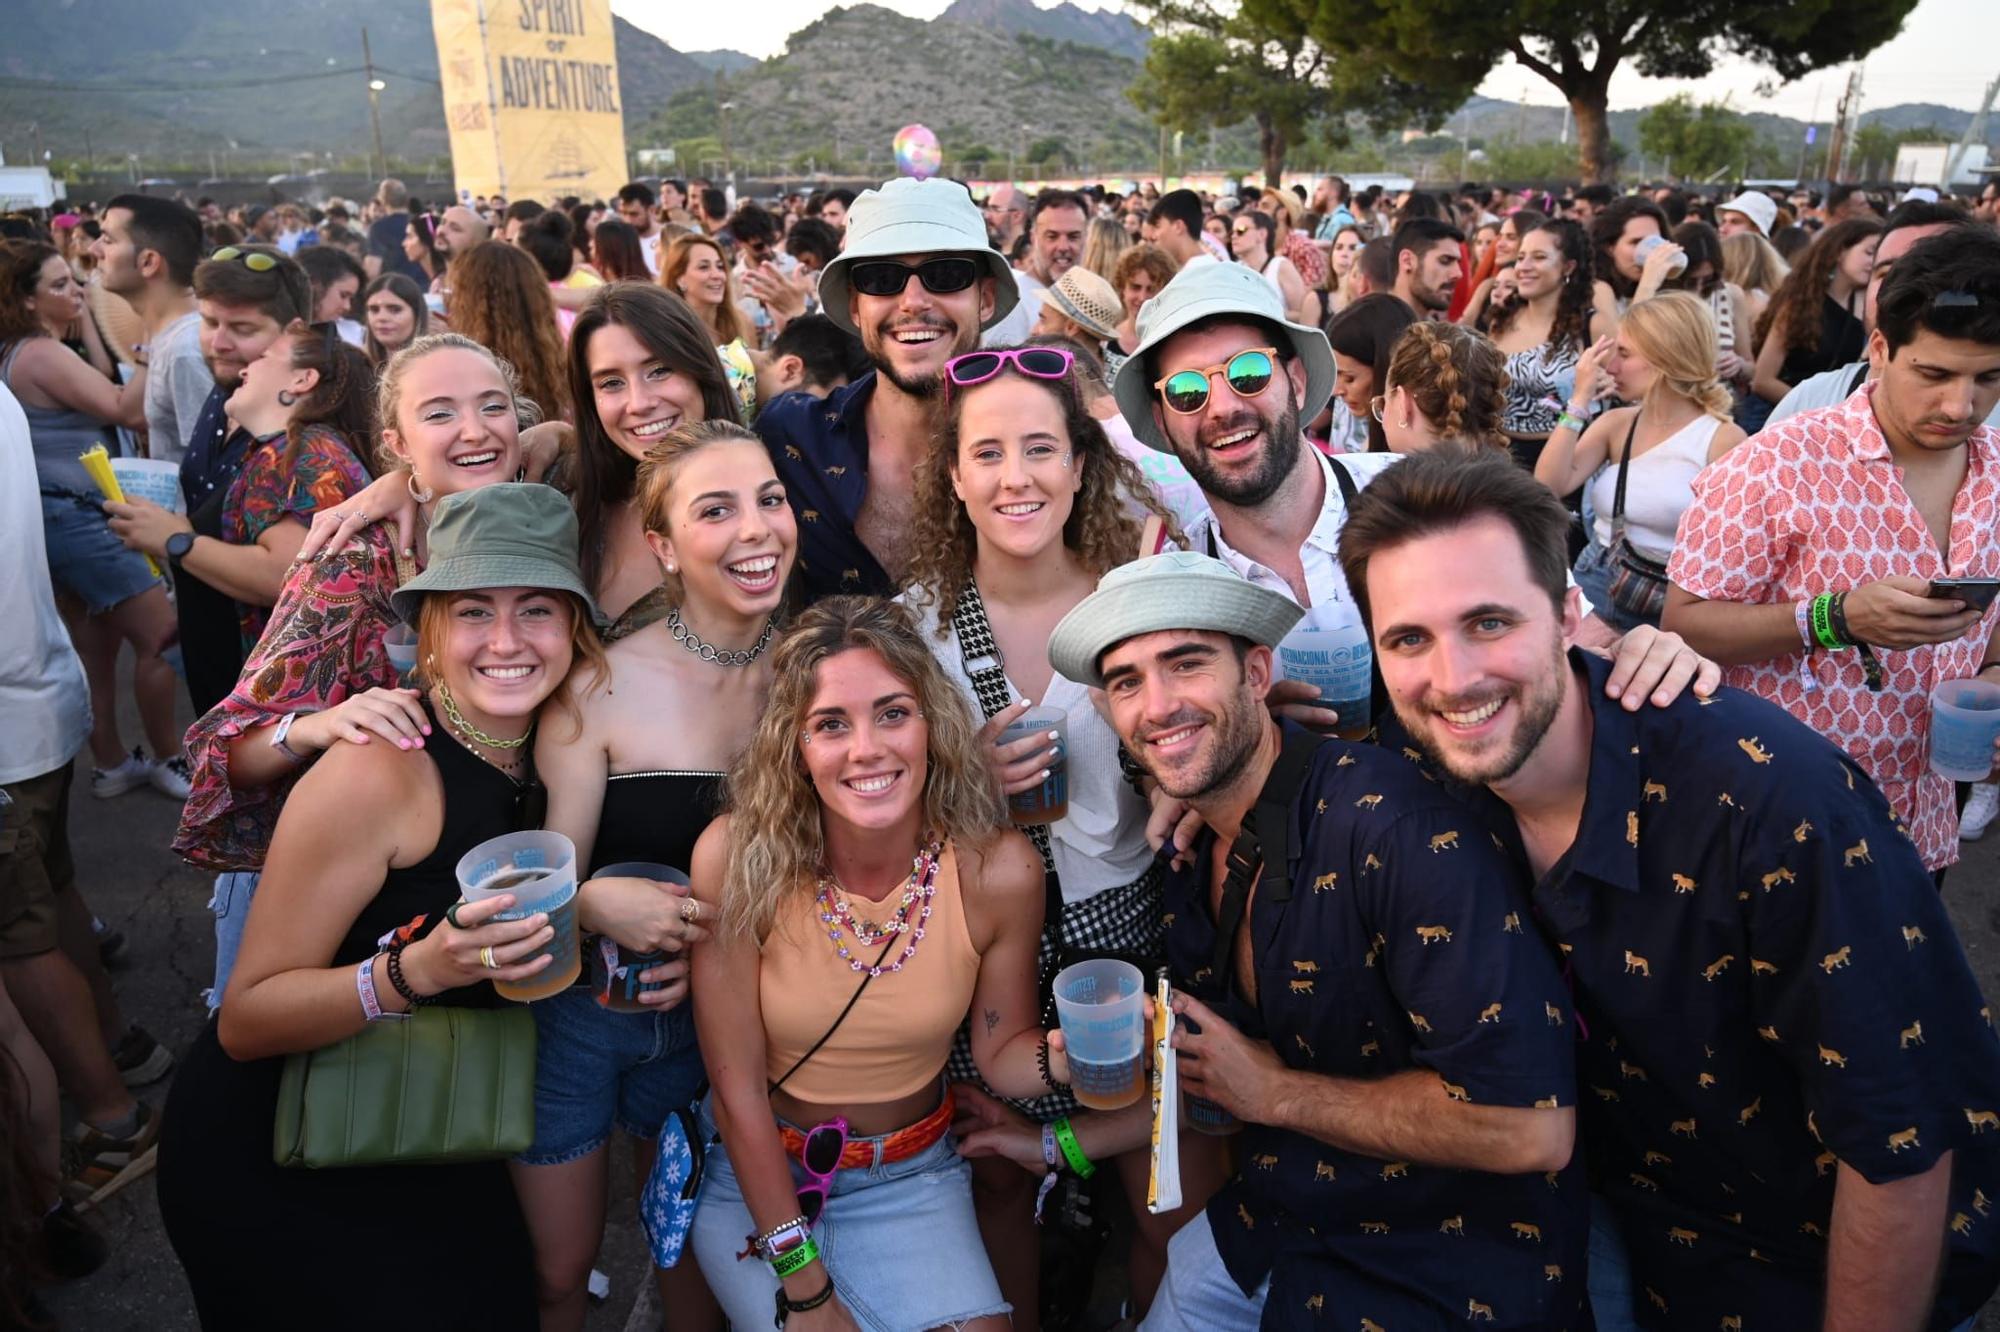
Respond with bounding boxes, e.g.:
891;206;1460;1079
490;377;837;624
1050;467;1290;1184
816;840;942;976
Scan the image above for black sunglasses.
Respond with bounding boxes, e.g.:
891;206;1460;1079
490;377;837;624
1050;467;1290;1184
847;257;980;299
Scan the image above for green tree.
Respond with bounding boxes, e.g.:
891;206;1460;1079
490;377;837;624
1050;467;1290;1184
1025;137;1069;167
1311;0;1919;185
1126;0;1460;187
1638;94;1756;180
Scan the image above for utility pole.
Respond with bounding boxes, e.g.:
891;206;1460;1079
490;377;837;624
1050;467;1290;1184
1824;65;1864;184
1944;75;2000;187
363;27;387;180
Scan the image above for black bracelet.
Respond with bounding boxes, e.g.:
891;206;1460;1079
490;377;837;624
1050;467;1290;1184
1828;591;1860;648
1036;1035;1066;1092
383;936;431;1007
1115;744;1148;798
774;1276;835;1328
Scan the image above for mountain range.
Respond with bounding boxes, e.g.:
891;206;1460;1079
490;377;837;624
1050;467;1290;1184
0;0;1988;175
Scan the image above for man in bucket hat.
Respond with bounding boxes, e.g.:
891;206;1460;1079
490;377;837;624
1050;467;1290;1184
1110;262;1719;740
758;176;1018;601
1041;551;1588;1331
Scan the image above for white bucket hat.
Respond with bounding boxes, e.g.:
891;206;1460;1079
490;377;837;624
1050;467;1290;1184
1109;261;1336;453
1717;191;1778;238
1048;551;1304;688
816;177;1019;337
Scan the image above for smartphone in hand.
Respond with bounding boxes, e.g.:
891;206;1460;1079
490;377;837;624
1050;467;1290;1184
1930;578;2000;612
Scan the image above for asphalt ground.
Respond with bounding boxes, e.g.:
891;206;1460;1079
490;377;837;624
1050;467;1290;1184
28;673;2000;1331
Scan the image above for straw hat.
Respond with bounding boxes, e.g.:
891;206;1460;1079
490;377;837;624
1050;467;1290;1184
815;177;1019;336
1042;267;1124;344
391;484;597;626
1109;261;1337;453
1048;552;1304;688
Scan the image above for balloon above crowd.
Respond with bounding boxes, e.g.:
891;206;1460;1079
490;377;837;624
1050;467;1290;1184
894;123;942;181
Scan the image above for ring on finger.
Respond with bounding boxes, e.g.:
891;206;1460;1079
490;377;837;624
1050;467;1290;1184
446;900;471;929
679;898;699;925
480;945;498;970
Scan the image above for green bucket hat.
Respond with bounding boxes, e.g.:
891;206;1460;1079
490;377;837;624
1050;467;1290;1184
390;484;596;626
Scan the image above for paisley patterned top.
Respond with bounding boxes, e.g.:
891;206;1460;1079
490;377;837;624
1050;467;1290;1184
173;529;406;871
1165;729;1587;1331
219;424;372;650
1437;650;2000;1328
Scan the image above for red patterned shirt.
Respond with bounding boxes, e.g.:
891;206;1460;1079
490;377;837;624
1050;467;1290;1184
221;424;372;650
1668;383;2000;870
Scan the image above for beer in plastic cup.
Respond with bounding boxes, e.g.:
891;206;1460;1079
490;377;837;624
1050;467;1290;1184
1052;958;1146;1110
382;625;418;682
586;862;686;1012
999;705;1068;826
1274;611;1373;741
455;830;583;1002
1930;679;2000;782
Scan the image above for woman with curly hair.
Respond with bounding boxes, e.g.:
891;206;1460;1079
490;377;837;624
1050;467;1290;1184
686;595;1061;1332
660;233;758;418
1486;219;1608;470
1456;207;1544;329
1749;216;1881;413
1533;292;1746;631
444;240;571;422
895;344;1213;1326
1374;320;1511;454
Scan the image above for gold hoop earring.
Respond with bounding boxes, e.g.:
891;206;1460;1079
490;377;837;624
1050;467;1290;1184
407;470;436;504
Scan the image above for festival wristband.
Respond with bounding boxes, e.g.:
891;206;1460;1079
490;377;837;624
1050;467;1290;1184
1555;412;1588;434
1041;1122;1060;1171
1828;592;1859;649
356;954;385;1021
1795;599;1816;649
769;1235;820;1279
1052;1118;1095;1179
748;1216;811;1262
1810;594;1846;651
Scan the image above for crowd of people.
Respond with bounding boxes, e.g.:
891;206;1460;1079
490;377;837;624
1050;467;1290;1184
2;159;2000;1332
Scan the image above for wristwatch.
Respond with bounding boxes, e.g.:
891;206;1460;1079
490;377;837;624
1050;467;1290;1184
164;530;195;565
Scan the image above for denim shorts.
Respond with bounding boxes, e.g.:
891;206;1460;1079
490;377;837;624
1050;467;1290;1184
516;986;705;1165
689;1095;1008;1332
41;490;162;614
1573;538;1658;636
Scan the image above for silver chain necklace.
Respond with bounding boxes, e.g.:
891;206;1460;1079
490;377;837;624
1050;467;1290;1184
668;607;776;667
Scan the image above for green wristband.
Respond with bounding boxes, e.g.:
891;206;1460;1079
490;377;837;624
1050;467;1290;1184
1556;412;1587;434
1810;594;1846;651
770;1235;820;1279
1052;1117;1096;1179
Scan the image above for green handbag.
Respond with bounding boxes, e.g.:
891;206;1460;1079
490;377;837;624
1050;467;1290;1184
273;1004;537;1168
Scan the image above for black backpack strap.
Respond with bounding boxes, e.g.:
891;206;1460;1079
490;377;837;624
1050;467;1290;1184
1327;455;1360;509
1207;728;1328;986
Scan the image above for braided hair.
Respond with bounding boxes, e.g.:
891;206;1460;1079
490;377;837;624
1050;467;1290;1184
1384;322;1510;450
284;321;378;475
1490;219;1594;356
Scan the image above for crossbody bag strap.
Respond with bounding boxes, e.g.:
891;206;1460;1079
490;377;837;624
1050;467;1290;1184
1611;415;1641;537
1327;455;1360;508
768;933;899;1096
949;582;1056;875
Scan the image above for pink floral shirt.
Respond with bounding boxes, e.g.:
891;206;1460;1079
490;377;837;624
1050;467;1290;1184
1669;383;2000;870
173;530;404;871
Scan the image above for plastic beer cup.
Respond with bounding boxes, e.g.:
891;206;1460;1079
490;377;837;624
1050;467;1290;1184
999;705;1069;826
586;862;687;1012
1931;679;2000;782
455;830;583;1002
1052;959;1146;1110
382;624;418;682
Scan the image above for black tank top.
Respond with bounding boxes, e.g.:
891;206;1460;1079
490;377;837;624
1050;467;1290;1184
332;700;531;1006
591;770;723;875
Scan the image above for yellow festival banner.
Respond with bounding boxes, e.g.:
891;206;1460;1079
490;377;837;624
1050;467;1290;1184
431;0;628;204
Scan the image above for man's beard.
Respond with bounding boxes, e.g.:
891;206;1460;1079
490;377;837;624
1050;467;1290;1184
1401;640;1567;788
865;318;975;399
1414;276;1453;312
1132;695;1266;803
1172;394;1303;509
204;357;245;391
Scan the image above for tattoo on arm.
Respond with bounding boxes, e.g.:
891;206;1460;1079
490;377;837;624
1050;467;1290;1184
983;1008;1000;1037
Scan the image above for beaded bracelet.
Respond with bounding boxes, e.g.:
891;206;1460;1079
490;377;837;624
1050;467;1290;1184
770;1235;820;1280
1052;1117;1095;1179
383;936;431;1007
746;1215;810;1263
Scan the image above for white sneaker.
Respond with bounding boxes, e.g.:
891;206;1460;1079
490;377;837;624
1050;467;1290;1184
149;754;192;801
1962;782;2000;842
90;749;154;799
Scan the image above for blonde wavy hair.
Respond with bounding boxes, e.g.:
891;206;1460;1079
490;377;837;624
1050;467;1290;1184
1721;230;1789;299
719;596;1006;943
373;333;541;474
635;419;778;611
904;356;1182;632
1080;217;1131;285
1384;322;1510;450
1619;292;1733;421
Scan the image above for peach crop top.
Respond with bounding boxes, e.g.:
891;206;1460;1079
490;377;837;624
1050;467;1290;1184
759;842;982;1104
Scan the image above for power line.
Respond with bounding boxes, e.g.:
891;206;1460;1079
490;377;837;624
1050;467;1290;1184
0;65;441;95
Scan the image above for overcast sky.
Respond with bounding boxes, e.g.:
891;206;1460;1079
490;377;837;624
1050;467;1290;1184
618;0;1998;124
